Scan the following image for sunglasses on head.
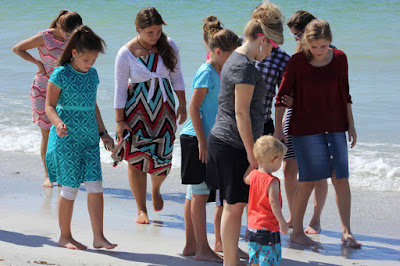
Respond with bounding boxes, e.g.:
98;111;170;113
257;33;278;48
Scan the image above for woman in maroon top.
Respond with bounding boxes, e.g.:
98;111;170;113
274;19;361;248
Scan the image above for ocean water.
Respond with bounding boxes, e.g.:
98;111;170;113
0;0;399;191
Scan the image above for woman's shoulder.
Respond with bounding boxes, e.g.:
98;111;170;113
333;48;347;60
166;37;179;52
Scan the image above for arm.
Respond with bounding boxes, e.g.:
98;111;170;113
268;179;289;235
45;82;67;137
347;103;357;148
235;84;257;170
114;49;132;139
273;106;287;143
188;87;208;163
175;90;187;125
95;103;114;150
13;33;46;75
243;169;252;185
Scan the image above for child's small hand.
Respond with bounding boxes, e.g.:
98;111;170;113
280;221;289;236
56;123;68;138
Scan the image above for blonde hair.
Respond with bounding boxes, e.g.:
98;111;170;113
301;19;332;60
244;1;284;45
253;135;287;163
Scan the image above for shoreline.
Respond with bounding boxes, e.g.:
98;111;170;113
1;151;400;265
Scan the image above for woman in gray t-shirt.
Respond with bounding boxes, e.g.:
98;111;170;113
205;2;285;265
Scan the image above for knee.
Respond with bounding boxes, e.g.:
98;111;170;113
61;186;79;200
331;177;349;187
298;182;316;193
85;181;103;194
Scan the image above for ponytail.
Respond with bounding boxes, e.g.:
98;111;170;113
49;10;83;34
58;25;106;66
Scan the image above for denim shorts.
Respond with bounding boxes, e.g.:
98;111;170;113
185;181;210;200
293;132;349;182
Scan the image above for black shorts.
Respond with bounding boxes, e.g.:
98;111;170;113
206;133;249;204
180;134;206;185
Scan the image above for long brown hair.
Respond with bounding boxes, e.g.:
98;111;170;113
58;25;106;66
301;19;332;61
135;7;177;72
287;10;317;53
50;10;82;34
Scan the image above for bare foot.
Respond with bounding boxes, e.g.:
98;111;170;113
195;248;223;263
290;232;319;246
93;236;118;250
42;177;53;188
59;236;87;250
341;232;362;248
304;222;321;234
136;211;150;224
152;191;164;212
214;241;223;253
182;243;196;256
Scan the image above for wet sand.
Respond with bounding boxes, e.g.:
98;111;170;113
1;151;399;265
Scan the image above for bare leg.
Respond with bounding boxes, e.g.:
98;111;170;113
290;181;319;246
221;201;246;266
305;179;328;234
87;192;117;249
151;174;167;212
58;195;87;249
331;173;361;248
183;198;196;256
128;165;149;224
213;206;223;252
191;194;222;262
40;129;52;188
283;158;298;227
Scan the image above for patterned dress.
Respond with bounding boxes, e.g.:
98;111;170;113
46;64;102;188
116;53;177;176
31;29;68;130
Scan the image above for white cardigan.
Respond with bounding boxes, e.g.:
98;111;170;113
114;38;185;108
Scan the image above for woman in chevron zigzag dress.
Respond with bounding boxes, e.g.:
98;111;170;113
113;7;187;224
12;10;82;188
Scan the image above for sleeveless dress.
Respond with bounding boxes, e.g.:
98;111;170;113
46;64;102;188
115;53;177;176
31;29;68;130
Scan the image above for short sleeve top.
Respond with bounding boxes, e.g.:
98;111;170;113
180;63;220;138
211;51;266;149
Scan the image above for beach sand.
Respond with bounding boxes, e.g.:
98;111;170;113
1;151;399;265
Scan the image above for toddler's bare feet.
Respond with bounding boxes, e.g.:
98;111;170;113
341;232;362;248
304;221;321;234
152;191;164;212
42;177;53;188
195;248;223;263
290;232;319;246
93;236;118;249
182;243;196;256
136;210;150;224
59;236;87;250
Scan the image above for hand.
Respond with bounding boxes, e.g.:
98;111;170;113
348;125;357;148
273;129;287;144
281;95;293;108
198;136;207;163
116;121;132;140
247;152;258;170
36;61;46;75
280;220;289;235
56;123;68;138
101;134;115;151
176;105;187;125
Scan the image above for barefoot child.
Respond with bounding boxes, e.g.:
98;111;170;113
180;17;240;262
12;10;82;188
244;136;289;265
45;25;117;250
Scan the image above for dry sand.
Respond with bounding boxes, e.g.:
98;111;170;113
1;151;399;265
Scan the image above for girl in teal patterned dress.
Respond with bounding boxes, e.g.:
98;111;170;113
45;26;117;250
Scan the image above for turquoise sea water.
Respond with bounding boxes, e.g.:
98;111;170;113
0;0;399;191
